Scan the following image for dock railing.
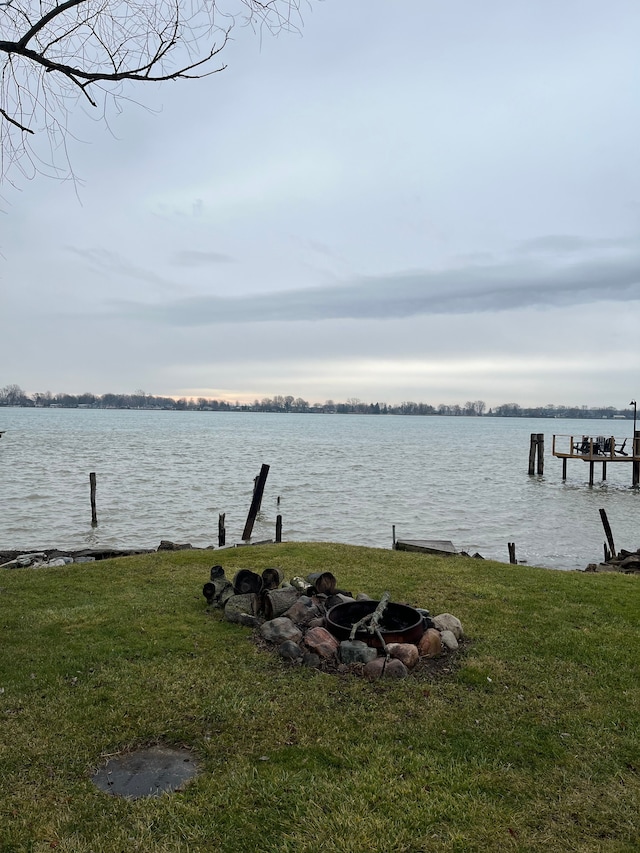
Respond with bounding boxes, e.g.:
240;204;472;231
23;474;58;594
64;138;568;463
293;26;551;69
552;434;639;460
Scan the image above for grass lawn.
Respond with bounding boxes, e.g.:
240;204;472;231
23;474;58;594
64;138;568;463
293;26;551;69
0;542;638;852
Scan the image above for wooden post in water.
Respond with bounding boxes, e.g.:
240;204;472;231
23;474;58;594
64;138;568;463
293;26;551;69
589;461;595;486
275;514;282;543
599;508;616;559
89;472;97;526
242;464;270;541
562;457;567;480
218;513;226;547
536;433;544;475
528;434;537;475
528;434;544;475
633;431;640;487
253;476;264;513
392;524;396;548
508;542;517;564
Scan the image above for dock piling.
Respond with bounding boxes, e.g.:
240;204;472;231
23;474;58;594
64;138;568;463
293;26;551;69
508;542;517;564
89;472;97;526
599;508;616;558
242;464;270;541
218;512;226;547
528;434;544;475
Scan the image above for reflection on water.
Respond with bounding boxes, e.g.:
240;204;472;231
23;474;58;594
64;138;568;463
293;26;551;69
0;408;638;570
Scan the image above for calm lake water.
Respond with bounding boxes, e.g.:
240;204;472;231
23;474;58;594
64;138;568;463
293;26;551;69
1;408;638;570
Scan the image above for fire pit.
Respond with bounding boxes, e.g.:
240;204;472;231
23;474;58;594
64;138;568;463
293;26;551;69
325;599;425;648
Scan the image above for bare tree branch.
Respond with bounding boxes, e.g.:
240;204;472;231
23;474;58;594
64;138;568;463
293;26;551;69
0;0;309;183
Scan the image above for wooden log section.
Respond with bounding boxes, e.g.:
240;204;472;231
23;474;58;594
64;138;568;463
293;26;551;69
275;514;282;543
261;567;284;590
242;464;270;541
218;513;226;547
263;587;299;620
508;542;517;565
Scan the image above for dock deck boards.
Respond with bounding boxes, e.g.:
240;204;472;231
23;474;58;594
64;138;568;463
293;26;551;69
394;539;458;556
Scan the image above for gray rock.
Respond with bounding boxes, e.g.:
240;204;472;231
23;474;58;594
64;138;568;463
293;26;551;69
302;652;321;668
47;559;67;567
384;658;409;679
278;640;304;661
17;553;46;567
74;556;96;564
339;640;378;665
363;657;409;680
440;629;459;650
432;613;463;639
283;597;321;625
260;617;303;644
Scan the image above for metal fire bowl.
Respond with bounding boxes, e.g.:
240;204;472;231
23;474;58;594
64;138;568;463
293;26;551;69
325;600;425;648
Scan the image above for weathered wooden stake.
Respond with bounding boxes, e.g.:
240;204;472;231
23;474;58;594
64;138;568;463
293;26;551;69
536;433;544;475
562;458;567;480
89;472;97;526
218;512;226;547
633;431;640;487
589;461;595;486
242;464;270;541
599;508;616;559
275;514;282;543
528;434;537;475
253;475;264;513
528;433;544;475
508;542;517;564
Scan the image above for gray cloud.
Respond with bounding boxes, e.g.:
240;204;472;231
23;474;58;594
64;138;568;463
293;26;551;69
66;247;179;293
108;241;640;326
170;250;235;267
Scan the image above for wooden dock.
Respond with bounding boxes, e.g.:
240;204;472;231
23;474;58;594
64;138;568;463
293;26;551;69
552;432;640;485
394;539;458;556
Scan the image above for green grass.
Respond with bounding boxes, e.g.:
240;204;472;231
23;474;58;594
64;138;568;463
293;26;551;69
0;543;638;852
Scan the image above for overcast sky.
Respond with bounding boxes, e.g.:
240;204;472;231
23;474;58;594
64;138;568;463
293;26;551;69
2;0;639;407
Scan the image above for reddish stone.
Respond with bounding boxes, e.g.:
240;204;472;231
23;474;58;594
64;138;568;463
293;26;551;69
304;626;339;659
418;628;442;658
386;642;419;669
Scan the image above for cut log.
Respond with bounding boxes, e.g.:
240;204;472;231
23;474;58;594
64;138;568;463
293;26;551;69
224;593;259;622
314;572;337;595
233;570;263;595
263;587;300;620
262;567;284;590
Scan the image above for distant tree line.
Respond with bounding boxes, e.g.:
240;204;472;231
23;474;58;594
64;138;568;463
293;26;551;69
0;384;633;419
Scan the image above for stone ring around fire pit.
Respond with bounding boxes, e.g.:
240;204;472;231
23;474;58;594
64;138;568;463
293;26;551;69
325;599;427;648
